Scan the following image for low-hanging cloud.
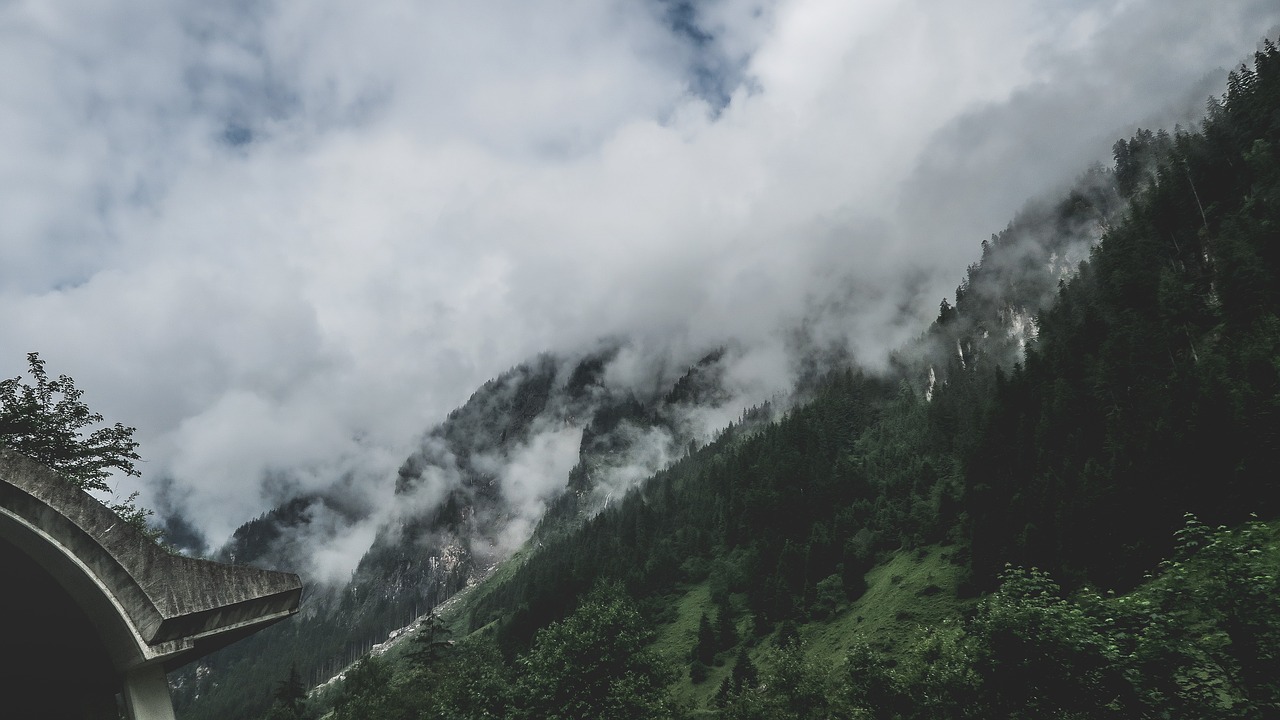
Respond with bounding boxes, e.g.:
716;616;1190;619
475;424;585;556
2;0;1277;554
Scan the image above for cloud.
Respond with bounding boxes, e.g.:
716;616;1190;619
2;0;1276;561
473;424;585;556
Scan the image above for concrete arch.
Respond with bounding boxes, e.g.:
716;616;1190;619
1;450;302;719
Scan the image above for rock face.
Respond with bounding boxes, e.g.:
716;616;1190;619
171;171;1124;718
0;449;301;719
175;344;749;714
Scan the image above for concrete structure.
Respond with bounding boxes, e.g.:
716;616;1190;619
1;449;302;719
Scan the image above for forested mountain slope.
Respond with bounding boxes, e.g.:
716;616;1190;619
967;46;1280;591
296;39;1280;720
175;343;762;718
182;38;1280;720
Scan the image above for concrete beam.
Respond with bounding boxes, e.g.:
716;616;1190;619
124;665;178;720
1;449;304;717
0;449;302;670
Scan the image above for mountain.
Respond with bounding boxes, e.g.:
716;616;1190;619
184;38;1280;720
175;166;1120;718
172;341;772;718
354;41;1278;720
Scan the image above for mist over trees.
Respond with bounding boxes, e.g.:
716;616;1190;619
173;36;1280;720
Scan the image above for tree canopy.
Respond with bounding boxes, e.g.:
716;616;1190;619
1;352;152;532
1;352;141;492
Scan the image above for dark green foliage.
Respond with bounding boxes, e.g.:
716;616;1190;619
408;613;451;668
754;641;830;719
467;368;906;657
327;656;415;720
0;352;153;534
836;642;900;718
979;516;1280;719
425;641;515;719
717;640;829;720
311;582;677;720
452;43;1280;714
967;39;1280;591
513;581;679;719
827;517;1280;720
714;598;738;652
262;666;310;720
319;626;515;720
729;646;759;694
0;352;141;492
1127;515;1280;717
199;37;1280;720
970;567;1133;718
692;612;716;665
810;573;845;619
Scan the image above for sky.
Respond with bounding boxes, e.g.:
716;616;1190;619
2;0;1277;553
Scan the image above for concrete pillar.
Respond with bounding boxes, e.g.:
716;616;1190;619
122;664;176;720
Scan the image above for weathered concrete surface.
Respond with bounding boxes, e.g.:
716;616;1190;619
0;448;302;672
124;665;180;720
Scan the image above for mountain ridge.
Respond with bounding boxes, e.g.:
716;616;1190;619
179;37;1280;720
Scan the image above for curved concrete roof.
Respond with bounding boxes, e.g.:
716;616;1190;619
0;449;302;671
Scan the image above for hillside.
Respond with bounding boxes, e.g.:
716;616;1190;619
188;38;1280;720
173;342;773;718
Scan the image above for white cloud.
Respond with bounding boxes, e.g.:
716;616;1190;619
2;0;1276;559
476;424;584;555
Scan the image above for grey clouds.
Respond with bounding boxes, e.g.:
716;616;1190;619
1;0;1276;557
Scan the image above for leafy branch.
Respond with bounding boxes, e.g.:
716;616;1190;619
1;352;154;536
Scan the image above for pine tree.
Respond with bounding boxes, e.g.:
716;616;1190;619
715;603;738;652
262;665;308;720
730;646;759;693
692;612;716;665
409;613;452;668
